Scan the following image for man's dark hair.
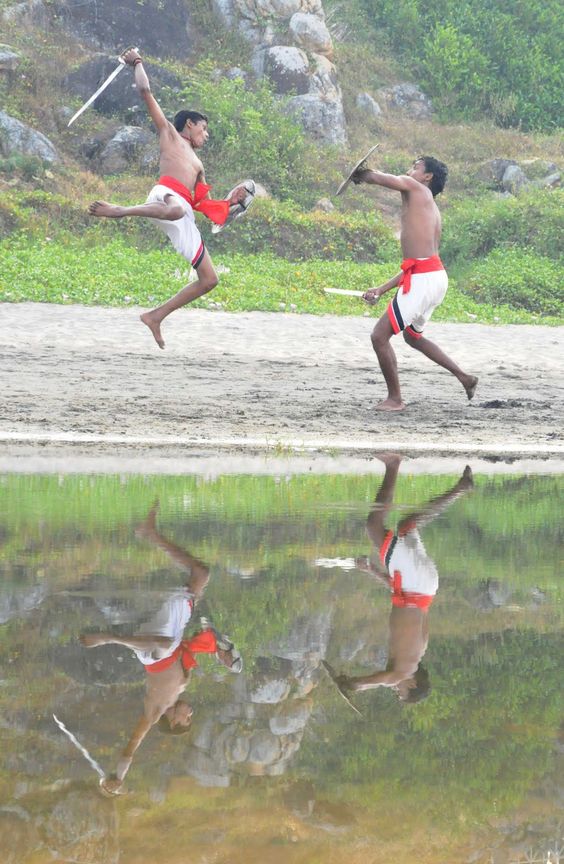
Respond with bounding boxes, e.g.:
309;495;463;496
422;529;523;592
173;110;208;132
403;663;431;704
418;155;448;197
157;716;192;735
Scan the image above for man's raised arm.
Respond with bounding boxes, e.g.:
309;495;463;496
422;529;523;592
121;47;171;134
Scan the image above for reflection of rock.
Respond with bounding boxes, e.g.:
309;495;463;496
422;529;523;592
0;807;39;864
51;642;139;685
0;583;48;624
472;579;513;611
185;749;231;787
44;790;119;864
249;676;292;704
270;697;312;734
248;729;282;764
267;610;333;661
0;110;59;162
0;44;21;72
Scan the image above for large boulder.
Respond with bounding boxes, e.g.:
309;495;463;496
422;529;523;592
289;11;333;57
264;45;310;95
356;91;382;118
0;110;59;162
501;163;530;194
378;82;433;119
97;125;154;174
475;158;518;187
64;57;182;123
49;0;190;59
0;44;21;72
284;92;347;145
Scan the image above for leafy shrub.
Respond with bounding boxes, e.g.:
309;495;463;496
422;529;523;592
205;197;398;262
160;64;322;205
442;189;564;265
460;247;563;315
0;153;45;180
356;0;563;131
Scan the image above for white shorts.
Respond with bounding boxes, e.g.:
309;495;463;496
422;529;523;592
387;531;439;597
146;184;205;267
132;588;194;666
387;267;448;338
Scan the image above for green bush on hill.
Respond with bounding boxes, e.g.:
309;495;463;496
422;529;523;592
160;63;321;205
460;248;562;316
356;0;563;131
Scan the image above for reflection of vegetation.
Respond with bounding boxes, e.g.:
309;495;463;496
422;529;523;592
305;629;562;832
0;470;562;861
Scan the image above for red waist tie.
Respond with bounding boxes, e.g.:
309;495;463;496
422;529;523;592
398;255;444;295
158;175;229;226
144;629;218;674
390;570;434;609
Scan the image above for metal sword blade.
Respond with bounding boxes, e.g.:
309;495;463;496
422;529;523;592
324;288;365;297
67;60;125;127
52;714;106;778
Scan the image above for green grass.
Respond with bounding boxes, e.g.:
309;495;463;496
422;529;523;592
1;234;562;324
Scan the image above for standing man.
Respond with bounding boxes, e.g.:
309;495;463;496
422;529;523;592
336;454;474;702
89;47;253;349
353;156;478;411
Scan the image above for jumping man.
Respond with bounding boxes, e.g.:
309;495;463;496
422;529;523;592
353;156;478;411
89;47;252;349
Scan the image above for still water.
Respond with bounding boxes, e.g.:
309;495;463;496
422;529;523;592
0;461;562;864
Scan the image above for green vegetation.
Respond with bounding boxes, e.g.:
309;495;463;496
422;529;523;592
354;0;564;131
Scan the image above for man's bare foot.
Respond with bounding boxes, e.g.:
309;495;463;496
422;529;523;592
375;398;406;412
80;633;111;648
374;452;403;468
140;312;165;349
463;375;478;401
460;465;474;488
88;201;125;218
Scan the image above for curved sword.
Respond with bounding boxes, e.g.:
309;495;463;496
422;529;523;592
67;57;126;127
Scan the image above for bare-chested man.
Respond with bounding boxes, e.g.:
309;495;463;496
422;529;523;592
80;502;241;795
335;454;474;703
89;47;252;349
352;156;478;411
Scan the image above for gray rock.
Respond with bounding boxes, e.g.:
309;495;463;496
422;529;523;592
225;66;248;82
289;12;332;57
224;733;252;763
184;748;231;787
501;164;530;194
97;125;154;174
285;93;347;144
0;110;59;162
475;158;518;186
49;0;191;59
540;171;561;188
212;0;235;26
0;44;21;71
2;0;49;28
356;92;382;118
379;82;433;118
309;53;339;98
314;197;334;212
265;45;310;95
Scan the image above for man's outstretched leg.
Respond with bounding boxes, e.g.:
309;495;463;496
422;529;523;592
370;314;405;411
403;331;478;400
139;249;218;349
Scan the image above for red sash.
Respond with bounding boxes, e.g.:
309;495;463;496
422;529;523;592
144;629;218;674
390;570;434;609
398;255;444;295
158;175;229;226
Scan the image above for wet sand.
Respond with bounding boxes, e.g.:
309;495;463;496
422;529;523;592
0;303;563;466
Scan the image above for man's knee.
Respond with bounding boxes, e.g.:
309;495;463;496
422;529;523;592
371;325;390;351
163;202;185;221
199;271;219;293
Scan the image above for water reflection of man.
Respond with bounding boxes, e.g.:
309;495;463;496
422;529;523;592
80;502;240;795
338;455;473;703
